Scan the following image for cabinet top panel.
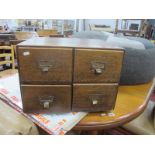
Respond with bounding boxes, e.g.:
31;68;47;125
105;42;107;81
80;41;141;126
18;37;123;50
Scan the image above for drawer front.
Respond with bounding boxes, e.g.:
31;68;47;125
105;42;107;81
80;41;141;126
18;47;72;84
21;85;71;113
74;49;124;83
72;84;118;112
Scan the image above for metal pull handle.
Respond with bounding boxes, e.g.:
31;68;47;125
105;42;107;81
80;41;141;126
89;94;104;105
42;66;50;72
43;101;50;109
38;60;54;72
91;62;105;75
92;99;98;105
39;96;54;109
95;68;103;74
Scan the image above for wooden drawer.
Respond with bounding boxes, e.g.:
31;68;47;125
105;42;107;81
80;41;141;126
74;48;124;83
17;47;72;84
21;85;71;113
72;83;118;112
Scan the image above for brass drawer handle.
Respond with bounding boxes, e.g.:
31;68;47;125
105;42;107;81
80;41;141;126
39;96;54;109
92;99;98;105
95;68;103;74
89;94;104;105
91;61;105;75
38;60;54;72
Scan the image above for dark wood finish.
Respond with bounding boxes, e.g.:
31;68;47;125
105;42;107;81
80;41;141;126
74;49;124;83
21;85;71;113
17;47;72;84
17;37;124;113
72;83;118;112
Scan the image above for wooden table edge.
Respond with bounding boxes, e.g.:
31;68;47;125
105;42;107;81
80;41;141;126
74;80;155;130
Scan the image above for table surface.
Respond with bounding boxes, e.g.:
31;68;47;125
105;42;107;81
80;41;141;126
0;69;154;131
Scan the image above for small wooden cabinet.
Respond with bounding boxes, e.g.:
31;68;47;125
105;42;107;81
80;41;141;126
17;37;124;113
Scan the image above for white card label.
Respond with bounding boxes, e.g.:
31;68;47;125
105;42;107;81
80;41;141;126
23;51;30;56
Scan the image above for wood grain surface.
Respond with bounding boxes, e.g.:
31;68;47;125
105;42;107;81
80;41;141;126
17;47;73;84
72;83;118;112
21;84;71;113
74;48;124;83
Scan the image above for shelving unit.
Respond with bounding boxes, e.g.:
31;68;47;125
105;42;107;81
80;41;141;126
52;19;76;36
115;19;144;36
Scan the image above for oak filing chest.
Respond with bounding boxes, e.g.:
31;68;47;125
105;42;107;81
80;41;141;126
17;37;124;113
